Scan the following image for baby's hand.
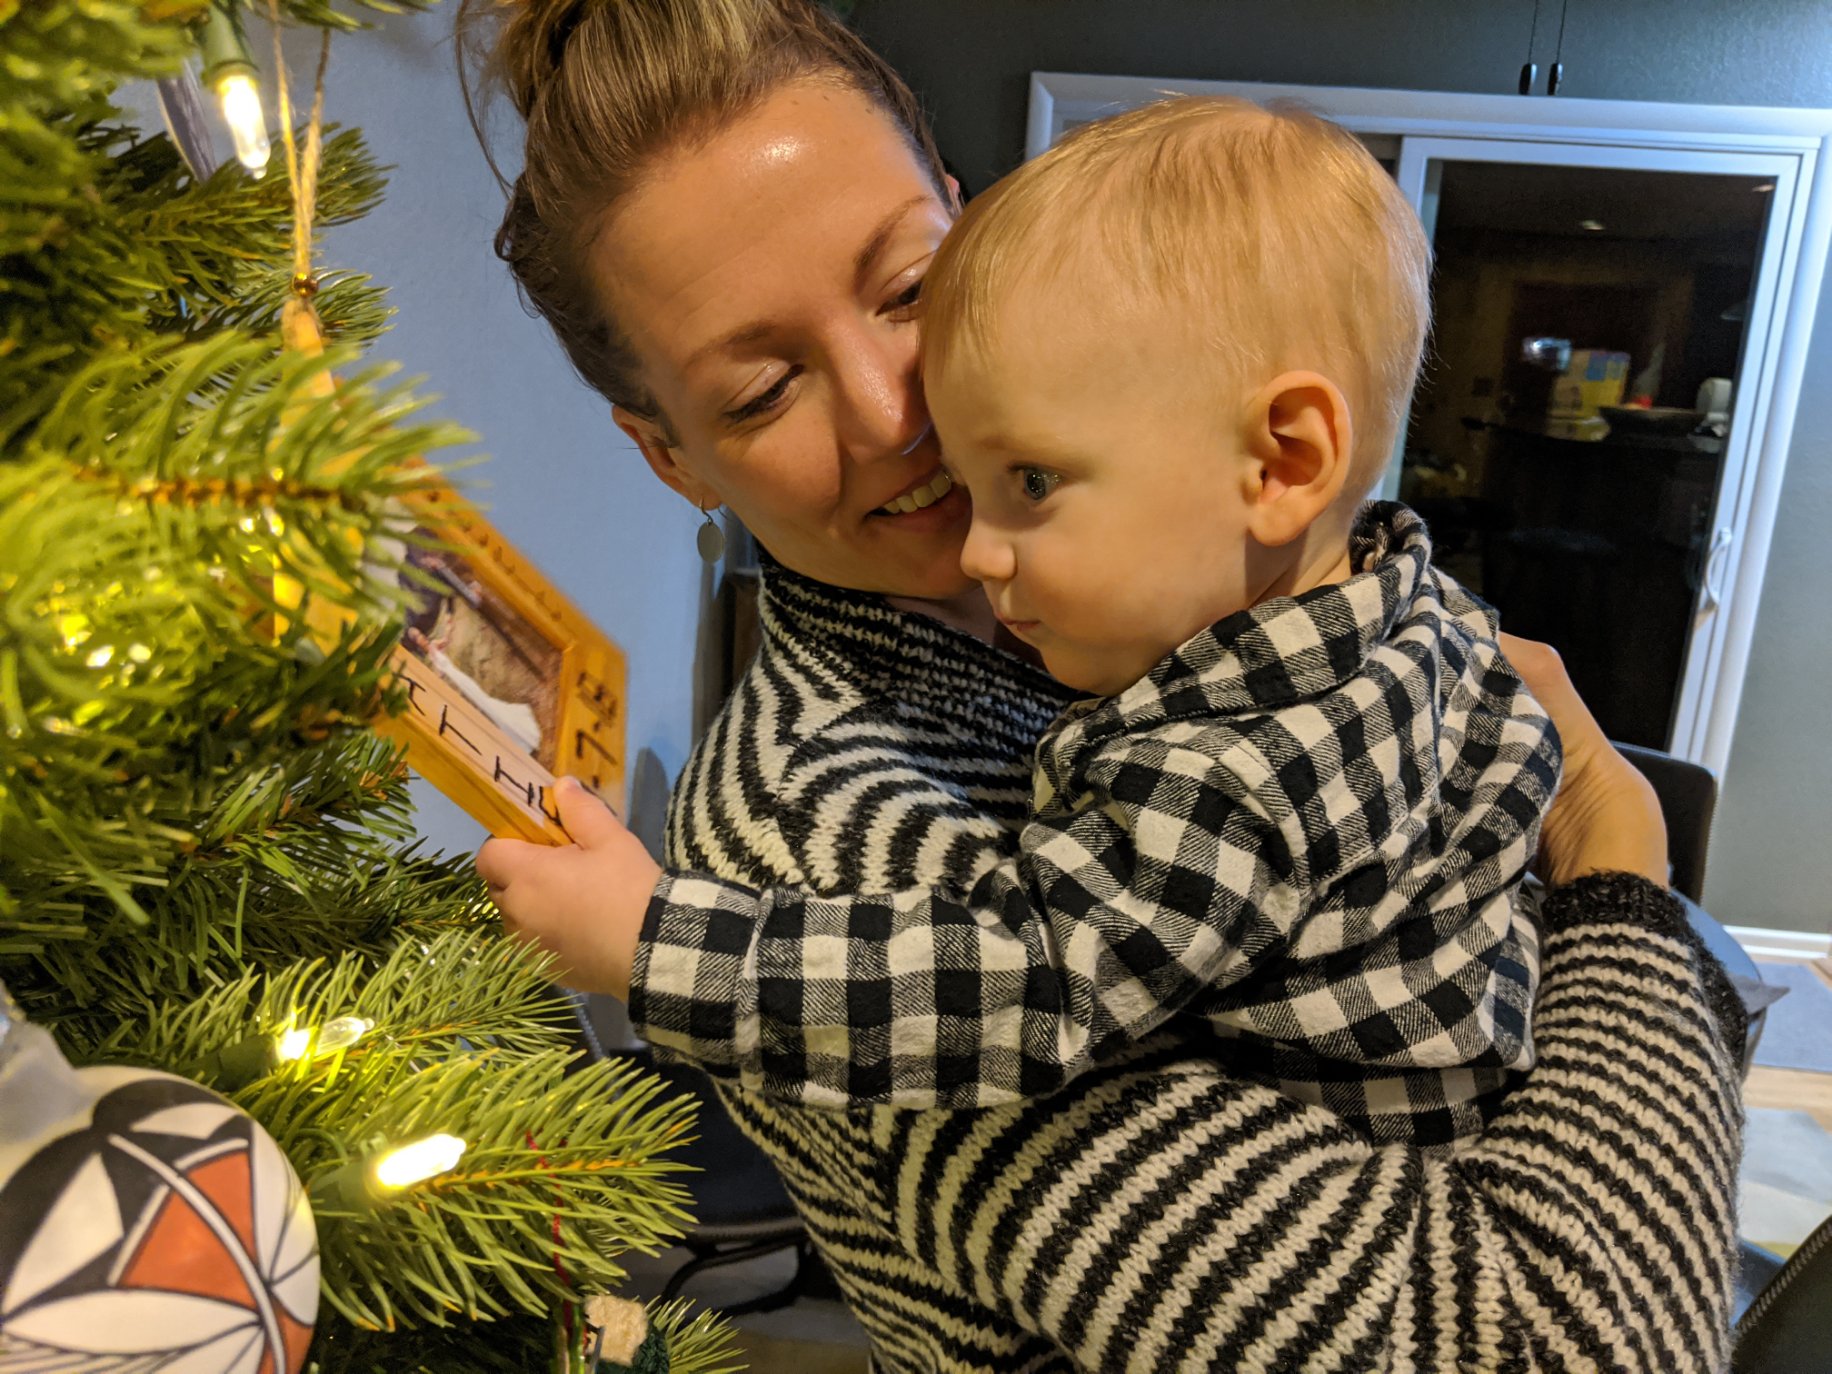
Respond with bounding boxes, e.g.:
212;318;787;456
475;776;662;1000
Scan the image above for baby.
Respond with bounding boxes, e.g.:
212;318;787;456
486;96;1561;1147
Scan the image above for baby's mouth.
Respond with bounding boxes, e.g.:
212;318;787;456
874;471;953;516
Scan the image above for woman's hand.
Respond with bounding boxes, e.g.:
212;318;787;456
1500;633;1669;889
475;777;662;1000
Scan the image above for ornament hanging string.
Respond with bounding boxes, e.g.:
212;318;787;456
266;0;332;356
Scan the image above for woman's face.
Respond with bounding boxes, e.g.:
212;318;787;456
593;81;970;598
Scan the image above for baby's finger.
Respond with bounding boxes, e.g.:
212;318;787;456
553;775;623;850
476;836;536;891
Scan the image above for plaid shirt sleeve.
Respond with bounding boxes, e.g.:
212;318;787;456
629;727;1304;1109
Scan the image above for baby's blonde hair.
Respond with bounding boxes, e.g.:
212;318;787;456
923;95;1432;489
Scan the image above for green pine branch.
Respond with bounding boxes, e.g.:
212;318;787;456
92;932;708;1328
307;1049;702;1329
0;0;193;117
2;1;744;1366
5;110;393;415
0;332;465;939
103;927;581;1073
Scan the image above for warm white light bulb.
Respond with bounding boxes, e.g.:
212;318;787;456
372;1133;467;1190
275;1015;372;1063
317;1016;373;1054
215;73;270;176
275;1026;314;1061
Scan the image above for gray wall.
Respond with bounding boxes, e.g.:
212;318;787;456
854;0;1832;936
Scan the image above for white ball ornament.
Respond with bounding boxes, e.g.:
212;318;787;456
0;989;319;1373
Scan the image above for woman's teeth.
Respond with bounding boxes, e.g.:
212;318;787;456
877;471;953;516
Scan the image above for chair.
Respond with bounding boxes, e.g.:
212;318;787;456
1615;742;1717;904
1614;741;1767;1067
1734;1213;1832;1371
615;1047;815;1316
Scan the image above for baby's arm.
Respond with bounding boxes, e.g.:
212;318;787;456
629;729;1301;1108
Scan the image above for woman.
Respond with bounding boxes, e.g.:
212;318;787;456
463;2;1744;1368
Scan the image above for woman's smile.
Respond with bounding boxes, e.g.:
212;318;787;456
865;472;967;532
874;468;953;516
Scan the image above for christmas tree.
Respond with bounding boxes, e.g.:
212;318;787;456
0;1;736;1369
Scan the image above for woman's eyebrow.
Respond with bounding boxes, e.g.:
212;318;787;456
854;194;934;290
684;195;936;374
687;322;774;372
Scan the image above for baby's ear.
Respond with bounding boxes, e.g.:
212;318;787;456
1240;371;1355;548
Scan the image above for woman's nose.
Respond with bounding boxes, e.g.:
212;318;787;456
960;510;1015;585
832;326;932;462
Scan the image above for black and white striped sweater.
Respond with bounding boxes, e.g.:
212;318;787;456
639;507;1558;1146
636;560;1743;1373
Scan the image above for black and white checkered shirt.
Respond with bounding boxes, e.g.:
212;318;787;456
636;503;1561;1144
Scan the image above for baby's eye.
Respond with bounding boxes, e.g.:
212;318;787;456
1019;467;1061;503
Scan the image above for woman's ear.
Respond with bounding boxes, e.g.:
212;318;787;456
613;404;717;509
1240;371;1356;548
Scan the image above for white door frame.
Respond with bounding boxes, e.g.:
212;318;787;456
1027;73;1832;775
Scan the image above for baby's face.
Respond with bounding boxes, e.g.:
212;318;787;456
926;295;1272;697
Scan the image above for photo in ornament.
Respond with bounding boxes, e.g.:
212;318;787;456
398;538;564;768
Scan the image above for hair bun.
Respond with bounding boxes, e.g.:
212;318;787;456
460;0;588;121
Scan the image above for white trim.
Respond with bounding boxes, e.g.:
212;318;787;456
1026;73;1832;775
1693;142;1832;770
1028;74;1832;153
1729;924;1832;963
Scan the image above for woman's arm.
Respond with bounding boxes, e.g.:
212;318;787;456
910;871;1742;1372
919;647;1742;1370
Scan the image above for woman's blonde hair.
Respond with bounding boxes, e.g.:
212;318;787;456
458;0;947;427
922;96;1432;483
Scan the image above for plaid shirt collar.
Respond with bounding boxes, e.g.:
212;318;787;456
1058;502;1445;744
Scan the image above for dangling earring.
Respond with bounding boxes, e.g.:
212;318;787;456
696;501;725;565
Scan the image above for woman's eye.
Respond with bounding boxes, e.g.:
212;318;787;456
885;276;925;317
1019;467;1061;502
724;367;800;425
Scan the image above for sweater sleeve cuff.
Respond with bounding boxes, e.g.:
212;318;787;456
626;871;759;1074
1540;871;1748;1065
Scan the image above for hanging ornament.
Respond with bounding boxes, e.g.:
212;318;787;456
588;1296;670;1374
0;984;319;1373
551;1295;668;1374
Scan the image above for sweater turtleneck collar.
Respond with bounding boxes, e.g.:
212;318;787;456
756;554;1075;718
